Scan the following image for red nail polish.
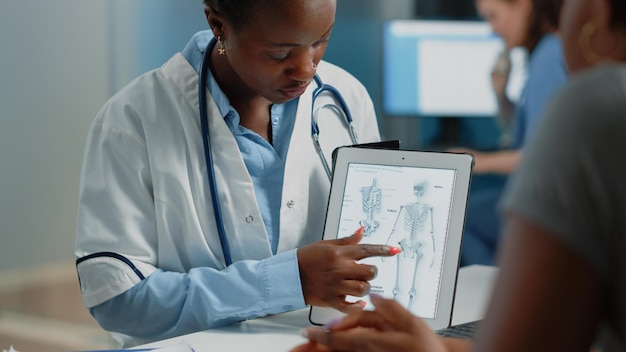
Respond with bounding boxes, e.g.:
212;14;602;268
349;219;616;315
389;246;402;255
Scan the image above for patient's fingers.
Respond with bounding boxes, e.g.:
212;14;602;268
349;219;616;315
367;294;422;332
328;295;428;334
327;309;396;332
303;328;434;352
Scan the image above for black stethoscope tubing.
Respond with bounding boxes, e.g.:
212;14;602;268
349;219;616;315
199;39;233;266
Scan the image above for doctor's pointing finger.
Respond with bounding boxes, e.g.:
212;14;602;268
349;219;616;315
297;226;401;313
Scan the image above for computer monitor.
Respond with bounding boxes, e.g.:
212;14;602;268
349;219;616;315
382;19;526;117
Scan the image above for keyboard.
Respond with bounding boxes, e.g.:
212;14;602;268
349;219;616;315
436;320;481;340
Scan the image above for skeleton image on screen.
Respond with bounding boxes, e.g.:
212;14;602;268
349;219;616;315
359;178;381;236
335;163;455;318
385;180;435;311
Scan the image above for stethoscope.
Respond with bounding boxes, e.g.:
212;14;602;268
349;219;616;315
199;38;358;266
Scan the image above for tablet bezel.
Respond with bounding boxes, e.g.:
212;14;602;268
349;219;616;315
308;147;474;330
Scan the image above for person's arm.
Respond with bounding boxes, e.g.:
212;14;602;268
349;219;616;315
91;250;305;341
492;74;515;134
92;228;400;342
491;49;515;147
447;148;522;175
471;149;521;174
471;214;606;352
495;95;515;129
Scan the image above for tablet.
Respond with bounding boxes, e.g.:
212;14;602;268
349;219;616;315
309;147;474;330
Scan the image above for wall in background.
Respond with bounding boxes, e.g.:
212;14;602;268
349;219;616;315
326;0;423;148
0;0;206;271
107;1;207;94
0;1;110;271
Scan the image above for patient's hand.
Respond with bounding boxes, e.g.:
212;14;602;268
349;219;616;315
291;294;453;352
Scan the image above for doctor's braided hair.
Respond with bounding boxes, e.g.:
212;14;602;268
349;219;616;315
203;0;281;31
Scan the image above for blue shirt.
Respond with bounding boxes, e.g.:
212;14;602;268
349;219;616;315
89;31;305;343
511;33;568;149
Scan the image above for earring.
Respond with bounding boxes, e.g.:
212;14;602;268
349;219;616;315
312;63;317;69
217;35;226;55
578;18;625;65
579;20;604;64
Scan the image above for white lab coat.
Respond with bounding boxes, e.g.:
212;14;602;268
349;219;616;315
75;53;380;309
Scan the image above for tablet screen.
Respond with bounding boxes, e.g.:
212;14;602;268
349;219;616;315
309;147;473;329
335;162;456;318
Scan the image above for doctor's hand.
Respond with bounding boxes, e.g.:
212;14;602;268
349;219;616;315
290;294;466;352
297;227;401;313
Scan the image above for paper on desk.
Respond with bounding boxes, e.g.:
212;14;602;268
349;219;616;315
80;341;194;352
139;341;194;352
143;341;195;352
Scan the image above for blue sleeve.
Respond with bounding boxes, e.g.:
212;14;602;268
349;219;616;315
90;249;305;341
521;36;568;145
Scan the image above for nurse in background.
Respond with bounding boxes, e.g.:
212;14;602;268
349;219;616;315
74;0;398;347
454;0;568;266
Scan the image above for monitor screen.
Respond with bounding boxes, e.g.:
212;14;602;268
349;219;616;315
382;19;526;117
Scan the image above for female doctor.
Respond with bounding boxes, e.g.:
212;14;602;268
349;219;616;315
74;0;399;347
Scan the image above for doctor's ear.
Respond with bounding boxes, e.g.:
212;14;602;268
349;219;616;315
204;4;226;37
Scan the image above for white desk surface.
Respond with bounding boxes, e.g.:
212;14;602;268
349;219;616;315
137;265;498;352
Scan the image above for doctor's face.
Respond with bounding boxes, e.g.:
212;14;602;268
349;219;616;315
214;0;335;104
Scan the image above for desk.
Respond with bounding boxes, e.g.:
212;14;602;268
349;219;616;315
138;265;497;352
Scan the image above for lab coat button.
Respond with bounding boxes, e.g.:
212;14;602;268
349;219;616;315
286;200;295;208
245;215;254;223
